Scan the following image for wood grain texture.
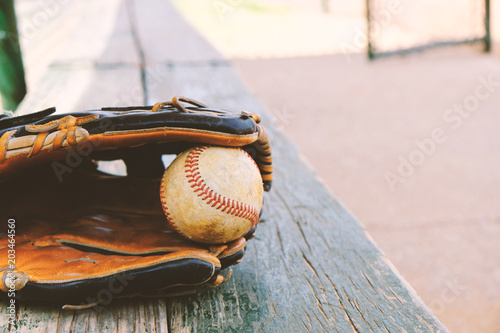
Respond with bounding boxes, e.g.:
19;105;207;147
1;0;448;332
129;0;223;65
137;1;449;332
16;0;141;116
1;299;169;332
15;0;84;87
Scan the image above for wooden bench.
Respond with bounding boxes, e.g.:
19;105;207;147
1;0;448;331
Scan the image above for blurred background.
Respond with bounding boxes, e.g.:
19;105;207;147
2;0;500;331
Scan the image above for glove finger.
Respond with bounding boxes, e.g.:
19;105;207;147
0;104;261;181
0;242;221;305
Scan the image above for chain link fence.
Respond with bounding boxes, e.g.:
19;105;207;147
367;0;490;59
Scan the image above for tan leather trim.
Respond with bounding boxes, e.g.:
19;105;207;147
262;174;273;181
28;132;49;157
25;114;99;133
92;127;259;148
258;164;273;173
0;267;9;292
0;127;91;178
219;237;247;259
54;236;206;256
0;130;16;164
52;129;68;150
34;250;220;283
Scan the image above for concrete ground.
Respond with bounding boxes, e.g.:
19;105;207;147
171;1;500;332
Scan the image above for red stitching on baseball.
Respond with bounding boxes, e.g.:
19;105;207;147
160;174;185;237
240;149;259;170
184;146;259;226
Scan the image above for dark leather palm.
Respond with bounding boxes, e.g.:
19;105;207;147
0;163;247;306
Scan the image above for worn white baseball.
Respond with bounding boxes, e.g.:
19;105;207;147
160;146;263;244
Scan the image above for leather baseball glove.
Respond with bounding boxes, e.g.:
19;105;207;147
0;96;272;309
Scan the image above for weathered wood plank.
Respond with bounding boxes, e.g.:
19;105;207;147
142;63;448;332
133;1;449;331
43;0;137;67
16;0;141;116
130;0;223;65
0;299;169;332
16;66;142;116
15;0;84;87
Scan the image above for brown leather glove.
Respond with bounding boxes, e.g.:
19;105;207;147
0;97;272;309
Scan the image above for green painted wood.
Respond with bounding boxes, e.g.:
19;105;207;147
0;0;26;110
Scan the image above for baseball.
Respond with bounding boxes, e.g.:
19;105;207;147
160;146;263;244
